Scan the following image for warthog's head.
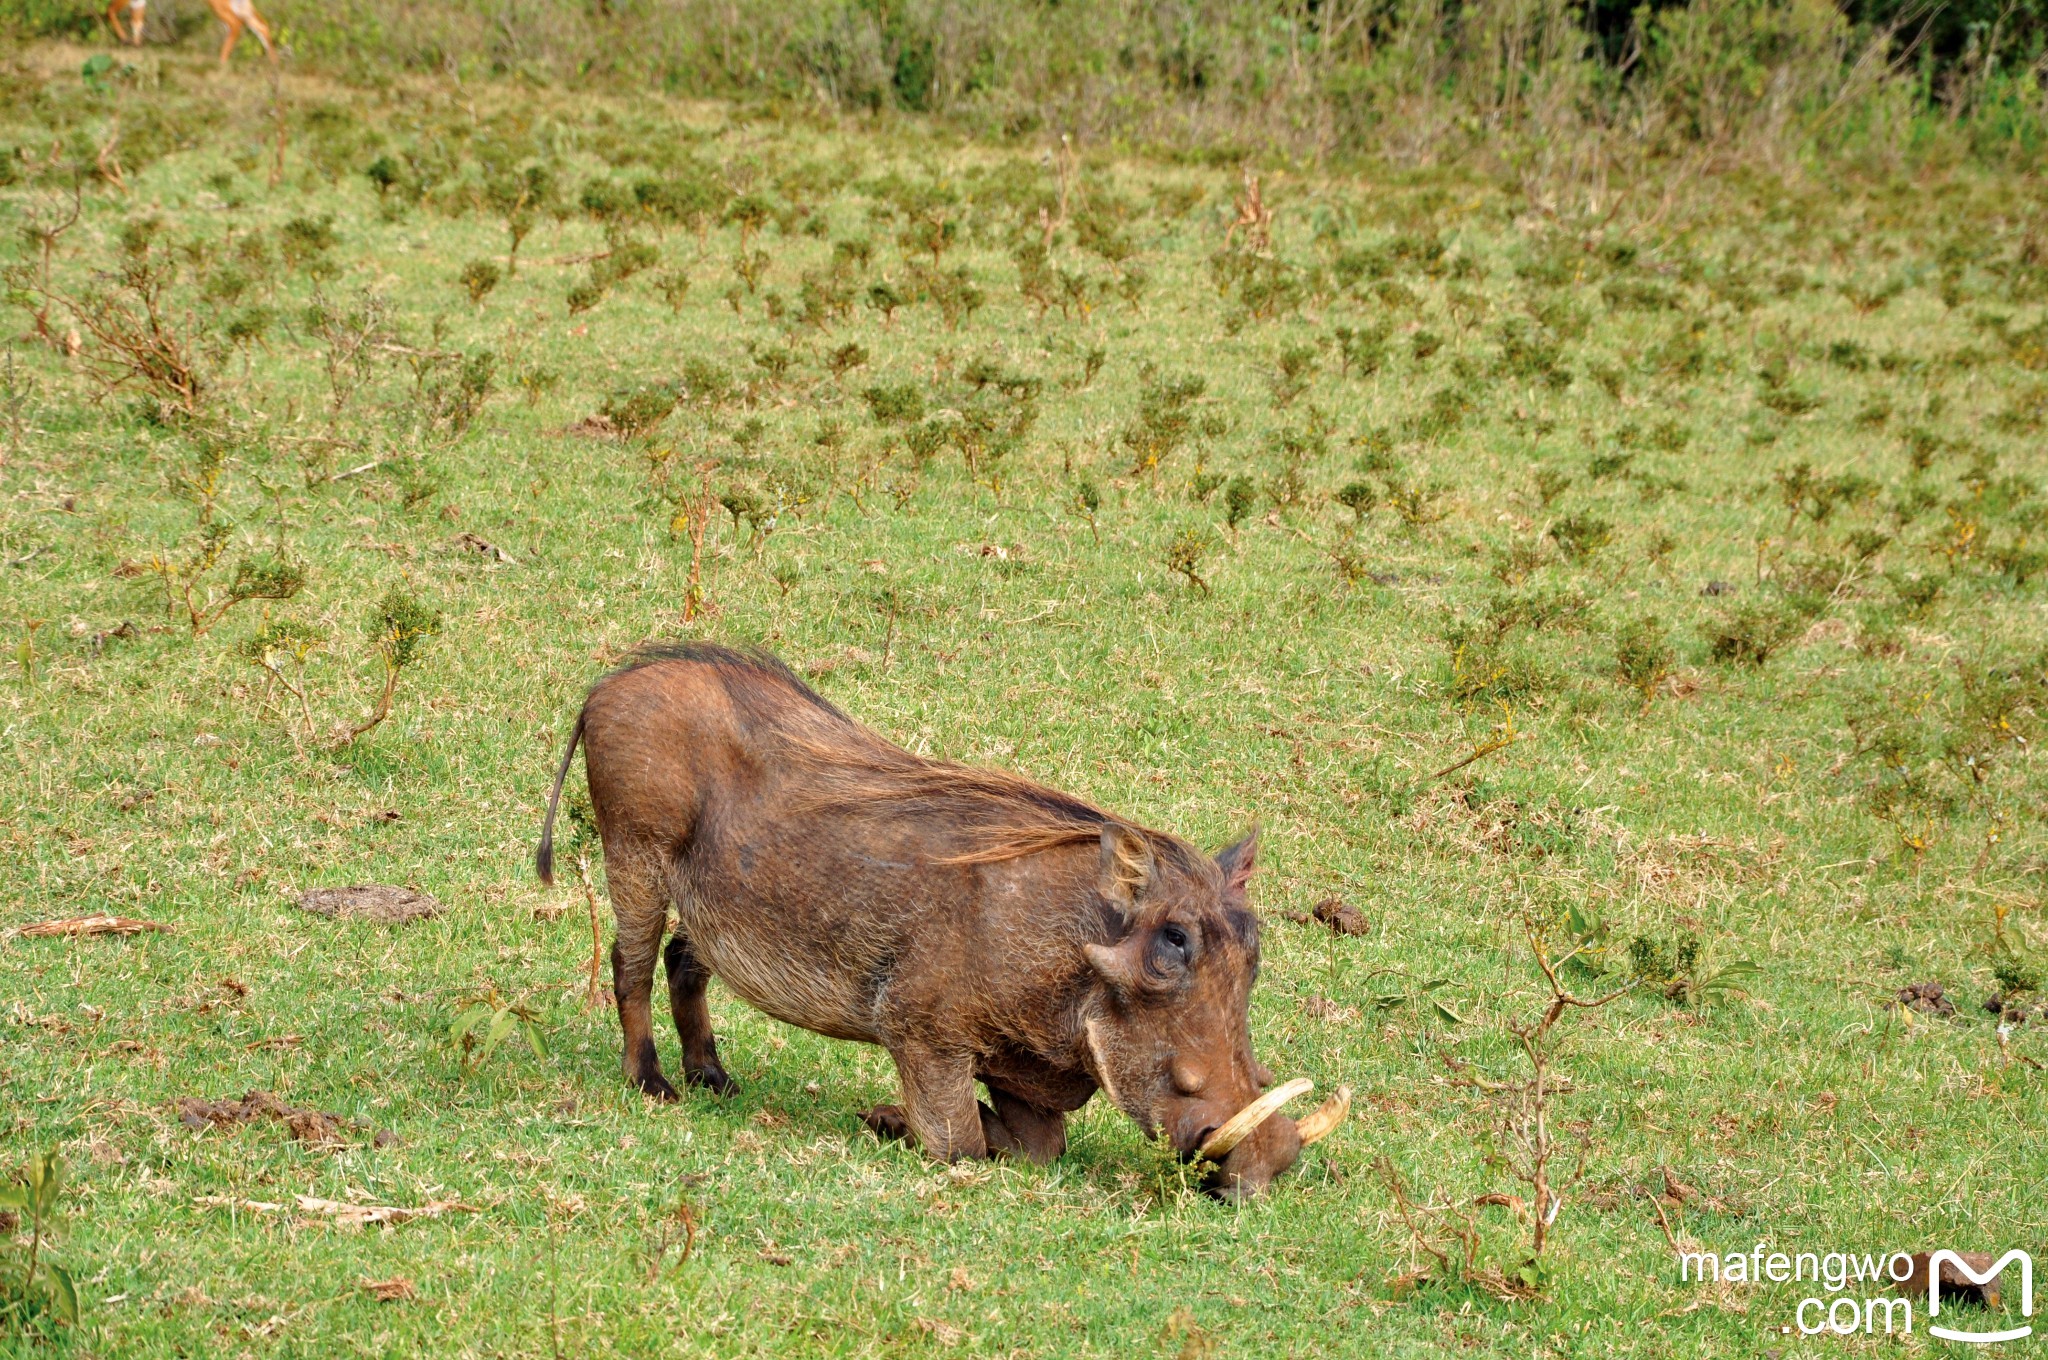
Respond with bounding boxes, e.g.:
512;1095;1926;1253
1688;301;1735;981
1079;827;1345;1200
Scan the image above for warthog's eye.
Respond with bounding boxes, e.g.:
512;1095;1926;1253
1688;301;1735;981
1158;924;1191;967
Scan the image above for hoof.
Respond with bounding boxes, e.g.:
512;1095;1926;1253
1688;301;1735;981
635;1072;680;1103
861;1104;912;1143
686;1064;738;1097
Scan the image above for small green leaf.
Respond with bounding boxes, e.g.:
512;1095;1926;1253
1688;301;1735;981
1432;999;1468;1025
0;1184;28;1210
449;1007;490;1044
44;1262;79;1325
520;1020;549;1061
30;1152;61;1217
480;1008;519;1057
1699;960;1764;995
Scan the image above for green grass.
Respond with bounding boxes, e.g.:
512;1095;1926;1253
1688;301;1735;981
3;40;2048;1358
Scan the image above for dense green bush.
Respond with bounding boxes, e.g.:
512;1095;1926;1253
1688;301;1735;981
11;0;2038;165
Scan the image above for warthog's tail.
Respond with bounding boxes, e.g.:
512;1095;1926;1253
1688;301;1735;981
535;709;587;887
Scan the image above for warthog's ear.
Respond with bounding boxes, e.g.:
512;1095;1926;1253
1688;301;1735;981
1215;829;1258;903
1098;823;1154;916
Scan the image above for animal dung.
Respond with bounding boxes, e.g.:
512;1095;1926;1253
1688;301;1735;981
1312;897;1370;936
1896;981;1955;1016
177;1090;395;1148
295;885;442;924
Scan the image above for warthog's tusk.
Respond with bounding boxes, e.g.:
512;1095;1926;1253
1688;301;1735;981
1294;1085;1351;1147
1197;1077;1312;1162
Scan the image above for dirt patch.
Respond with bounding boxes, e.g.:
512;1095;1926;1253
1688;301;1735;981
560;413;618;439
296;885;442;924
176;1090;395;1149
360;1276;417;1302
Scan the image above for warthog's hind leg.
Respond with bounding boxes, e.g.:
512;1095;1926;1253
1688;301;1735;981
663;933;736;1095
606;849;678;1102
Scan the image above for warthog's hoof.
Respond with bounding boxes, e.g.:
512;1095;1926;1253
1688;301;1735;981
861;1104;912;1143
635;1072;680;1103
686;1063;738;1097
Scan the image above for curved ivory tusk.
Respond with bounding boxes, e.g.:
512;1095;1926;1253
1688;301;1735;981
1294;1085;1351;1147
1197;1077;1312;1162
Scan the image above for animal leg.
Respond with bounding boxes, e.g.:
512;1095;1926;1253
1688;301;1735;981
978;1088;1068;1164
243;5;275;60
863;1044;986;1162
663;933;735;1095
605;849;677;1101
217;17;241;65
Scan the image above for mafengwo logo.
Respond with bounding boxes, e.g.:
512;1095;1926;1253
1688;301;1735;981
1680;1245;2033;1341
1927;1251;2033;1346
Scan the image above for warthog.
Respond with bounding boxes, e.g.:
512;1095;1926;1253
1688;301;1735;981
537;644;1343;1197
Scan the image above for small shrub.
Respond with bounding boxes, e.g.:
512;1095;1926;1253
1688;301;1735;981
1703;602;1802;666
1549;512;1613;562
1613;616;1674;708
1164;527;1212;594
0;1149;81;1333
599;381;680;439
1333;323;1389;377
1270;343;1319;406
863;383;925;425
1224;476;1257;530
1336;480;1377;524
1122;370;1206;474
458;258;502;307
1383;476;1452;528
336;587;440;746
448;985;551;1071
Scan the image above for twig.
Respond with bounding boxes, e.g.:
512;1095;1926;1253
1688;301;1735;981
681;463;714;623
1427;733;1524;782
574;850;606;1010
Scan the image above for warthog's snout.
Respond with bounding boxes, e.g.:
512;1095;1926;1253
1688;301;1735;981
1186;1080;1351;1201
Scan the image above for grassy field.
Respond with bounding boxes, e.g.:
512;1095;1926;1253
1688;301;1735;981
3;35;2048;1358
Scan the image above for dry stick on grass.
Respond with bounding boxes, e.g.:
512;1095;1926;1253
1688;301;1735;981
1373;1154;1454;1279
645;1196;697;1280
1428;704;1524;781
573;847;606;1010
680;462;715;624
18;185;82;350
267;61;286;187
8;914;170;940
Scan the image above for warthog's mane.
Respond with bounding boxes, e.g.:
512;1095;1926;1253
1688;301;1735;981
622;641;1207;877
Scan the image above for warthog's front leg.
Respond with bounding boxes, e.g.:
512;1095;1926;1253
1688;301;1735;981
979;1088;1067;1164
863;1043;987;1162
